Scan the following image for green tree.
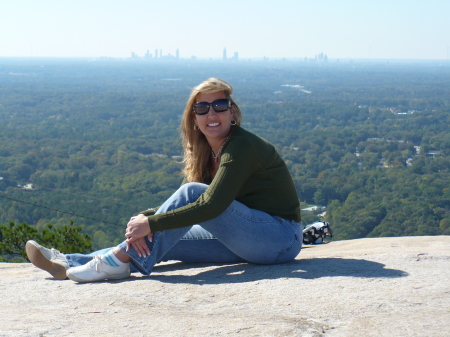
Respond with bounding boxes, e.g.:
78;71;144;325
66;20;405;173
0;220;92;262
0;221;37;261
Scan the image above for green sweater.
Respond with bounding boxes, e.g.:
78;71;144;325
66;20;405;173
143;126;301;233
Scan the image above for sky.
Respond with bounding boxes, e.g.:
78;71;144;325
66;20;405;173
1;0;449;60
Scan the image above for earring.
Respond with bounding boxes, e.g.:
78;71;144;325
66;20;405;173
231;119;237;126
194;124;199;130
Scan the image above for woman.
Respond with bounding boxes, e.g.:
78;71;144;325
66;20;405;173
26;78;302;282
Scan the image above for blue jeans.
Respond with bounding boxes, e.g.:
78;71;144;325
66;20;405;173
66;183;302;275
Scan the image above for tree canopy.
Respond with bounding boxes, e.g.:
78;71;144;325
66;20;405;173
1;58;449;255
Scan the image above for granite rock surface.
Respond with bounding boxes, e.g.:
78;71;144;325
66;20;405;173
1;236;449;337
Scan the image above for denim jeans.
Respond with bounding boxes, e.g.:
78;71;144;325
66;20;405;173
66;182;302;275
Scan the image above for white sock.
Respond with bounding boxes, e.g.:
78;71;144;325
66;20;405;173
103;251;126;267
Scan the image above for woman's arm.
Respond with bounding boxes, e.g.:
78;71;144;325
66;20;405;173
147;135;258;232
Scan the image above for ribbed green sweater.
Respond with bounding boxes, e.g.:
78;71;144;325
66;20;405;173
143;126;301;233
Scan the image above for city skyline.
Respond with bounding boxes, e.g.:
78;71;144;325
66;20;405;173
131;47;242;61
1;1;449;60
129;48;329;62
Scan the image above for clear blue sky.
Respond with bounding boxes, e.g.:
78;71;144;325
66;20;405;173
1;0;449;60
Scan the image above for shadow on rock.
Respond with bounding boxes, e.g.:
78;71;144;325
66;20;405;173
144;257;408;285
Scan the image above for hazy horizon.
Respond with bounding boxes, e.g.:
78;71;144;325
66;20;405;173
1;0;449;60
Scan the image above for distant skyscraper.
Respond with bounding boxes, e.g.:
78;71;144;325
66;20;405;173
176;48;179;59
234;52;238;61
160;49;162;58
155;49;158;58
223;48;227;61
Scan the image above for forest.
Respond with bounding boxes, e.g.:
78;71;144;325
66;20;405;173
1;57;449;256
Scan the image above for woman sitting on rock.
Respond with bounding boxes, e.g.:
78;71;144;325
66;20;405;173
26;77;302;283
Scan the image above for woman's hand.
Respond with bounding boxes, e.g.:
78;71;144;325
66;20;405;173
125;214;153;255
129;236;152;257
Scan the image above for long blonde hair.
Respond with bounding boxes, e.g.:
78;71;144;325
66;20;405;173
181;78;242;182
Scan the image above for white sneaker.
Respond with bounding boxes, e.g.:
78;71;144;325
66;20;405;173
66;255;130;283
26;240;69;280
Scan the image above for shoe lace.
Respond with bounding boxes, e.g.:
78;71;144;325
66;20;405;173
50;248;61;256
88;256;103;272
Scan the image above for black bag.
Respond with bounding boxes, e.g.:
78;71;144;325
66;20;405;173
302;221;332;244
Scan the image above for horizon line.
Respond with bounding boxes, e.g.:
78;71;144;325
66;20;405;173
1;56;449;62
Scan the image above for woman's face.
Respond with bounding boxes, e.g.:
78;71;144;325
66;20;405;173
193;91;234;145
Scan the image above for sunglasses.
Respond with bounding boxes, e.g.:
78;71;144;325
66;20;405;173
193;99;231;115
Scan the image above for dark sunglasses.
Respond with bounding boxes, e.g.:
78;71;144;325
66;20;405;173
193;99;231;115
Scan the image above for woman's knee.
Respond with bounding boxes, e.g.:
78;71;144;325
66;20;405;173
177;182;208;203
158;182;208;213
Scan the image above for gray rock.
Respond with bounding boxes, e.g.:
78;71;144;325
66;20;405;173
1;236;449;336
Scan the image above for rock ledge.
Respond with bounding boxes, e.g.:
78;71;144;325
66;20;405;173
1;236;449;337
